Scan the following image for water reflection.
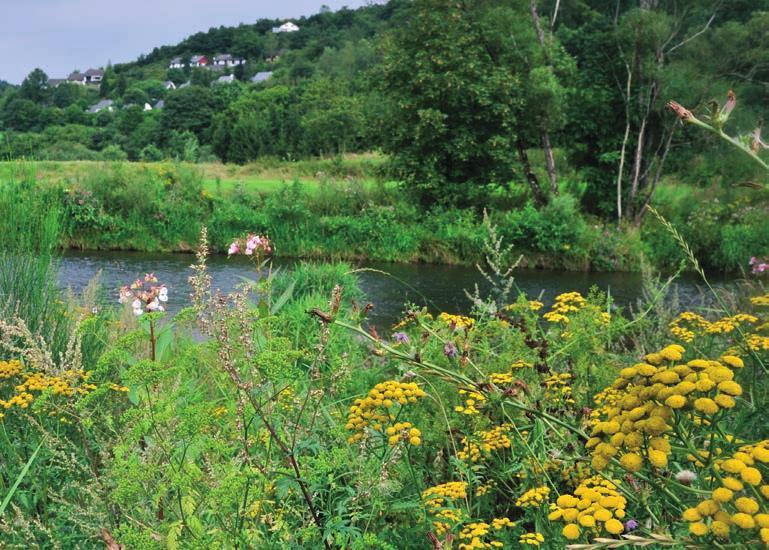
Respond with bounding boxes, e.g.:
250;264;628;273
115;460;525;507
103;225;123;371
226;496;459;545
58;251;730;328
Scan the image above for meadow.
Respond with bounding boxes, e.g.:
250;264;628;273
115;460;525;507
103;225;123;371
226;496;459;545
2;179;769;548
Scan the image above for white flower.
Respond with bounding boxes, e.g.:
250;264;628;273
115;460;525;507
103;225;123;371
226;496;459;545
133;307;143;316
675;470;697;485
158;287;168;302
147;299;161;311
131;299;142;310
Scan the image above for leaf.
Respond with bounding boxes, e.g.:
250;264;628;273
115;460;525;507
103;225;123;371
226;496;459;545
270;280;295;315
155;322;175;361
0;440;43;516
166;521;183;550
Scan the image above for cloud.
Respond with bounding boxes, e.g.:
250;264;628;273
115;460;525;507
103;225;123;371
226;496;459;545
1;0;374;83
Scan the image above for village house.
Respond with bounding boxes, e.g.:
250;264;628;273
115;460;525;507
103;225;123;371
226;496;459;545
163;80;176;90
169;57;185;69
83;68;104;84
214;74;236;85
66;68;104;85
190;55;209;67
250;71;273;83
213;54;246;68
87;99;114;113
272;21;299;33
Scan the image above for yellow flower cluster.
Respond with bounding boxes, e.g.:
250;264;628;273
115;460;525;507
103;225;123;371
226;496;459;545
751;294;769;307
747;335;769;351
516;486;550;508
345;380;426;444
683;441;769;543
385;422;422;446
439;312;475;330
489;372;514;386
423;481;468;535
511;360;534;369
457;518;515;550
518;532;545;546
587;345;745;473
543;292;587;324
544;373;576;407
475;481;495;497
16;370;97;397
707;314;758;334
0;359;22;379
457;424;512;462
455;388;486;415
109;383;129;392
504;300;543;313
670;311;758;342
548;476;627;540
670;312;710;342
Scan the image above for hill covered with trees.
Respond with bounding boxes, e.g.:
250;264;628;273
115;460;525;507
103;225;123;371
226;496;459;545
1;0;768;220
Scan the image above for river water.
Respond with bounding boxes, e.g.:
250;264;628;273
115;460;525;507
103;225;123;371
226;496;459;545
58;251;729;328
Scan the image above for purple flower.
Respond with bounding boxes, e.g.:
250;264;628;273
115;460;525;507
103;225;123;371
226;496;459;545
624;519;639;532
392;332;410;344
444;341;458;359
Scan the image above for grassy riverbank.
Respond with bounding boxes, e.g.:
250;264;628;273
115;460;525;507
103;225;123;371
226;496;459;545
2;159;769;272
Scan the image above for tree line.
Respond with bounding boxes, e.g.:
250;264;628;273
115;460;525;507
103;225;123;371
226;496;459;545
1;0;767;218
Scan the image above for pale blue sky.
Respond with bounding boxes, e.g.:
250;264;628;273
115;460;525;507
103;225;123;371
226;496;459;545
1;0;377;84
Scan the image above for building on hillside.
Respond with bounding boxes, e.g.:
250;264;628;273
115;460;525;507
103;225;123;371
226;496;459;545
179;81;191;89
214;74;236;85
190;55;209;67
143;102;153;111
68;71;85;85
213;54;246;68
154;99;165;110
47;78;67;87
163;80;176;90
272;21;299;33
169;56;185;69
67;69;103;85
83;68;104;84
88;99;114;113
250;71;273;83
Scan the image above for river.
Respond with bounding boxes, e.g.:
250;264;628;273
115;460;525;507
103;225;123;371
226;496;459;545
59;251;731;328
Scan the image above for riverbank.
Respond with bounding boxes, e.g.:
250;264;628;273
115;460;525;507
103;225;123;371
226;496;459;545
4;160;769;272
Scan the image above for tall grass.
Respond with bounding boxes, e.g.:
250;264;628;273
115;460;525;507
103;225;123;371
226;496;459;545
0;174;69;356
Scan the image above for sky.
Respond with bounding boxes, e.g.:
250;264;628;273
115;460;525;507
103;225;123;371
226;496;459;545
0;0;376;84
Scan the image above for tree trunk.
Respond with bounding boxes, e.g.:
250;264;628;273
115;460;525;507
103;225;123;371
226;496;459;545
615;64;633;223
516;137;548;207
541;132;558;194
530;0;559;195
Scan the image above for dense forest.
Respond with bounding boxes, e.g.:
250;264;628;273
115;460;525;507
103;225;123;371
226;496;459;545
1;0;768;218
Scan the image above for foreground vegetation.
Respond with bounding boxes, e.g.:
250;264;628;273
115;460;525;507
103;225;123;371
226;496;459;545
2;187;769;548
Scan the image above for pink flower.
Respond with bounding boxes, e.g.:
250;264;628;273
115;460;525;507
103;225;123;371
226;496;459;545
228;241;240;255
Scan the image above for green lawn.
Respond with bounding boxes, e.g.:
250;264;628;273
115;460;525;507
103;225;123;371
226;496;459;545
0;153;389;198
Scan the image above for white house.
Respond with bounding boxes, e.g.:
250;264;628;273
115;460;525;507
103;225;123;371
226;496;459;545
214;74;236;85
83;68;104;84
88;99;114;113
169;57;185;69
143;102;153;111
251;71;273;83
213;54;246;68
272;21;299;33
163;80;176;90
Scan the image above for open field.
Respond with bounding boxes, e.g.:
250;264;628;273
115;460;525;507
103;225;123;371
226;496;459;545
0;152;387;197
